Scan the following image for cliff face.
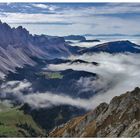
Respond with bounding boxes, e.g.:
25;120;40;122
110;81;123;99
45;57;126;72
49;87;140;137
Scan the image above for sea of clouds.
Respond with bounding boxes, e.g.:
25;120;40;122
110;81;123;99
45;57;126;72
0;52;140;110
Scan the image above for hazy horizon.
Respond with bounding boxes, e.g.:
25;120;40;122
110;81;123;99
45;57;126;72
0;3;140;36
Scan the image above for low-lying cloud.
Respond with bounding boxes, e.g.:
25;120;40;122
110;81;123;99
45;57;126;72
0;79;106;110
1;52;140;110
69;41;103;48
23;92;91;109
0;80;32;101
47;52;140;107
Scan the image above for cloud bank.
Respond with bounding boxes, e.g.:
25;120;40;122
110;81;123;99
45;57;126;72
47;52;140;107
0;52;140;110
68;41;103;48
0;79;100;110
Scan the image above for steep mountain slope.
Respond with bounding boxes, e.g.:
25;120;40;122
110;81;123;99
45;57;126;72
0;21;80;79
21;104;85;133
49;87;140;137
80;40;140;54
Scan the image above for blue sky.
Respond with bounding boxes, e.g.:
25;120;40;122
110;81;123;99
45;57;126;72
0;3;140;36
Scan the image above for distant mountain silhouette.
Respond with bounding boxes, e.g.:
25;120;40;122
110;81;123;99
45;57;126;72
64;35;86;41
80;40;140;54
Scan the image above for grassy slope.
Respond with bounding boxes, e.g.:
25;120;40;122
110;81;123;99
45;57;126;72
0;106;46;137
39;71;63;79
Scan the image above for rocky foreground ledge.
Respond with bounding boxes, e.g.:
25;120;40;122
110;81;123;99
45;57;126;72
49;87;140;137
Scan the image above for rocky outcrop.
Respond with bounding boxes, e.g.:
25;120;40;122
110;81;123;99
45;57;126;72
49;87;140;137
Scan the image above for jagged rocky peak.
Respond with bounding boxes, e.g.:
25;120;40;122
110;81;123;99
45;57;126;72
49;87;140;137
0;21;13;46
14;26;30;37
0;21;64;47
0;21;82;79
16;25;28;32
0;21;31;47
0;21;74;53
0;20;28;34
0;21;11;32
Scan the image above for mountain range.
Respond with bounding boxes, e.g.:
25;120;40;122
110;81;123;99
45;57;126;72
0;21;140;79
0;21;140;137
0;21;80;79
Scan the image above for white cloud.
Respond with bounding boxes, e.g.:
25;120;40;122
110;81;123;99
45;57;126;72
47;52;140;108
32;4;57;11
76;77;104;93
0;12;63;24
23;92;90;109
0;80;32;99
69;41;106;48
1;53;140;111
32;4;49;9
0;3;140;36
